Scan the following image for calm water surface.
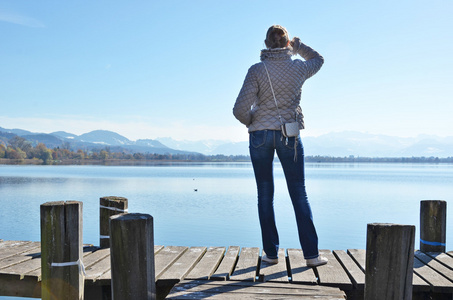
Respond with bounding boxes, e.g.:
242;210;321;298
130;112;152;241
1;162;452;251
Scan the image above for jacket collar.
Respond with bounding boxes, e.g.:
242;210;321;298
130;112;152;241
260;47;292;61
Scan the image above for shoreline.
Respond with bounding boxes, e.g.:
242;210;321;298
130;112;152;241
1;157;453;166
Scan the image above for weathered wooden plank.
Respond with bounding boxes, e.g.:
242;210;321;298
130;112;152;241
259;249;288;282
0;240;33;251
85;255;111;283
0;242;43;297
155;245;164;254
83;248;110;269
0;273;41;298
316;250;352;290
8;239;453;298
0;256;42;278
414;252;453;293
155;246;188;280
0;247;41;270
0;245;95;279
185;247;225;280
347;248;430;292
333;250;365;289
22;258;43;278
167;280;346;299
0;242;40;263
425;251;453;271
416;251;453;282
211;246;240;280
97;268;111;284
410;272;431;292
23;246;97;280
287;248;317;285
159;247;207;282
347;249;365;272
0;244;171;285
230;247;259;282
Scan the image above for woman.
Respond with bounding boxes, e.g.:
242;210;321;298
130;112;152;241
233;25;327;267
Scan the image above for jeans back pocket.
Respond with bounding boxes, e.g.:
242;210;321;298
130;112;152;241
250;130;267;148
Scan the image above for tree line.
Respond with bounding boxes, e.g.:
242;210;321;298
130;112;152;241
305;155;453;163
0;136;249;164
1;136;452;165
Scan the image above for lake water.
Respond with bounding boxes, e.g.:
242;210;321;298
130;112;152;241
1;162;453;299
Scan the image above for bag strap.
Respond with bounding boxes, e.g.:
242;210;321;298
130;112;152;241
262;62;284;126
263;62;299;162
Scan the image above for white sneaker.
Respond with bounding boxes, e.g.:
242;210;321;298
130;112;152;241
306;255;328;267
261;255;279;264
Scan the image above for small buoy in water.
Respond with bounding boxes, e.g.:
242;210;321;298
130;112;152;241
194;189;198;192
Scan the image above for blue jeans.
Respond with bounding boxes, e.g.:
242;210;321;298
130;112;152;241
249;130;319;259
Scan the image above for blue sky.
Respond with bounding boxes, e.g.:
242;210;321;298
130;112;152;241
1;0;452;142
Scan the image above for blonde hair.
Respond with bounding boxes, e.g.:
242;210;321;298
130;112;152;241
265;25;289;49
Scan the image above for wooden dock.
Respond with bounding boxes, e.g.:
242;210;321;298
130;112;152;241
1;240;453;299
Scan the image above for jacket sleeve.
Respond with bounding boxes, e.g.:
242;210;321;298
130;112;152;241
233;65;259;127
294;42;324;79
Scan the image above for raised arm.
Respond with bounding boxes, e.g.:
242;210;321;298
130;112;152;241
291;37;324;79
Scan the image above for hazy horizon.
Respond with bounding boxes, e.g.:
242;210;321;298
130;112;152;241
2;124;453;144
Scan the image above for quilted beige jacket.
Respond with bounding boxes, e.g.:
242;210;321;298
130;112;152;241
233;43;324;132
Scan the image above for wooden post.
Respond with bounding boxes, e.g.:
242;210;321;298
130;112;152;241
365;223;415;300
420;200;446;252
110;213;156;300
41;201;84;300
99;196;128;248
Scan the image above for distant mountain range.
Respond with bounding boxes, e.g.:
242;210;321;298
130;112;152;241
156;133;453;157
0;127;194;155
302;131;453;158
1;126;452;157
